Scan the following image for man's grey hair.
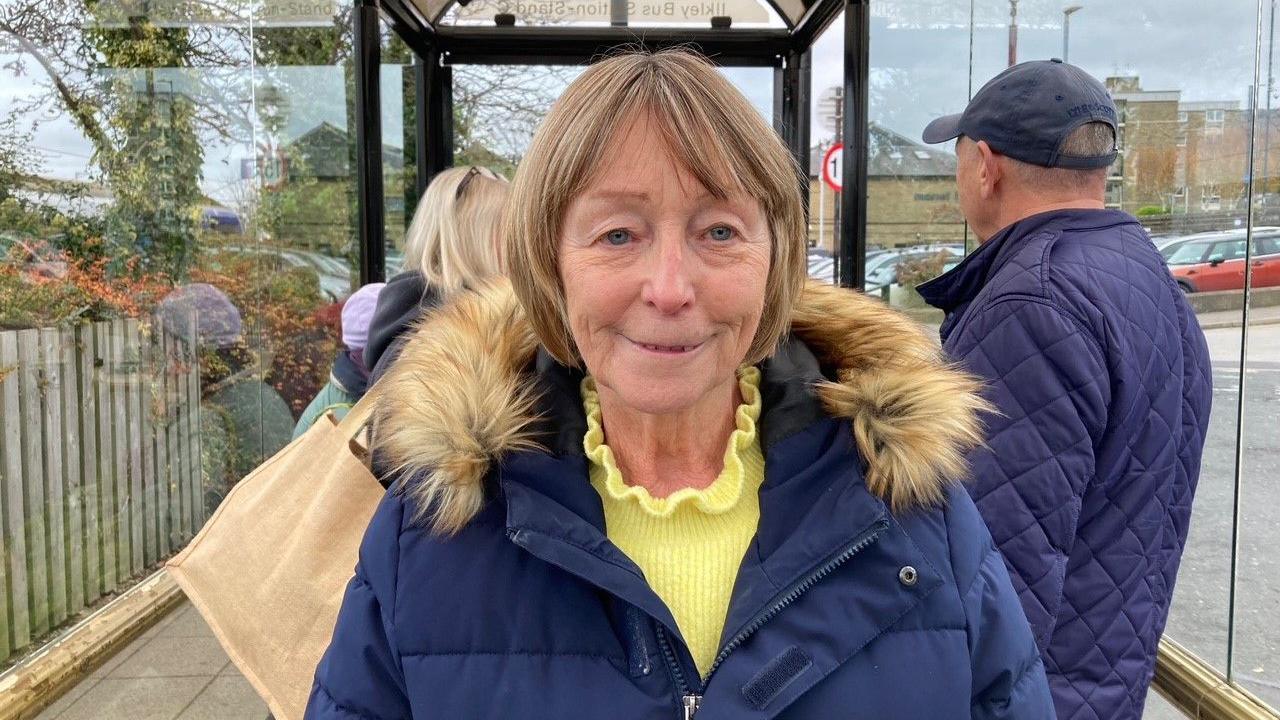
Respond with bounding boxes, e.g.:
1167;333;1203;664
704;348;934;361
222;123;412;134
1008;122;1115;196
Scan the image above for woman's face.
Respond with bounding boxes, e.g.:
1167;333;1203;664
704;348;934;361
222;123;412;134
558;115;771;416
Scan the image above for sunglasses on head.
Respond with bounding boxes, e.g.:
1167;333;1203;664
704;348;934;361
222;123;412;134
456;166;485;200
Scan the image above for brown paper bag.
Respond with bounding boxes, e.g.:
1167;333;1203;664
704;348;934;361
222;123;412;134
166;387;384;720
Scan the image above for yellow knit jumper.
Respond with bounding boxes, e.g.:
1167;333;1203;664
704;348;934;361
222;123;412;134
582;367;765;679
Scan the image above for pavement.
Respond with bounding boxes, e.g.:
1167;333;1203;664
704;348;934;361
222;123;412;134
1193;303;1280;330
34;600;268;720
1154;320;1280;714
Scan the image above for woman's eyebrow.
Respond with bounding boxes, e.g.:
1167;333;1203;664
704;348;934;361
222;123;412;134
578;189;652;203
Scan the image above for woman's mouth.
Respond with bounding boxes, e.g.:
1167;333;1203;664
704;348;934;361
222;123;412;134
626;337;705;355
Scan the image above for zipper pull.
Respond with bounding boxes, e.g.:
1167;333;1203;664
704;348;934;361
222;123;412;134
682;694;703;720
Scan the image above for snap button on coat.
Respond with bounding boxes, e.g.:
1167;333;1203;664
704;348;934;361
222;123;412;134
898;566;918;587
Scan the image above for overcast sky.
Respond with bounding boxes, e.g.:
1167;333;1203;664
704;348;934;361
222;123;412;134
1;0;1270;203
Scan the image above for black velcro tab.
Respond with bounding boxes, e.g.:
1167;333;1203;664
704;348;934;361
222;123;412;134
741;646;813;709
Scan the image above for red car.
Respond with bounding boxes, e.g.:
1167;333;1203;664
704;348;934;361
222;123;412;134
1166;231;1280;292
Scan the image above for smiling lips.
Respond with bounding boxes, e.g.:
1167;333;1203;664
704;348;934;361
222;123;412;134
626;336;705;355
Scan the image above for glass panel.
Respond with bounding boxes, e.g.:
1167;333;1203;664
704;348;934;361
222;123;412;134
451;64;579;175
0;0;354;670
1234;8;1280;704
849;0;1261;696
806;12;844;284
441;0;786;28
381;18;418;274
969;0;1256;683
248;3;358;487
447;63;766;172
861;2;973;306
719;67;776;123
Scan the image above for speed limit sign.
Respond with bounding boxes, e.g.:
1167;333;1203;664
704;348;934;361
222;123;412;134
822;143;843;192
824;142;844;192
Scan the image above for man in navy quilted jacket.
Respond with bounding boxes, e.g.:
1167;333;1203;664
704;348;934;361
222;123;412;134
918;60;1213;720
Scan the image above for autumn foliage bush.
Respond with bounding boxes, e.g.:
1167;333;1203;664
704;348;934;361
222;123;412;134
0;233;340;419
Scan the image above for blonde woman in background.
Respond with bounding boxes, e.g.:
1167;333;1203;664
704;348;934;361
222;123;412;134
365;165;508;381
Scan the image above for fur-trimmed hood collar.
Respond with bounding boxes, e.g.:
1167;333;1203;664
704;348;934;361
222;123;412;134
374;279;988;535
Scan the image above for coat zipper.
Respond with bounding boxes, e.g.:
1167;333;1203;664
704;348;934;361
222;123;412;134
655;621;702;717
657;518;890;719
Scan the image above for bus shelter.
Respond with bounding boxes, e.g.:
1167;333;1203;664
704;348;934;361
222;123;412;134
350;0;872;288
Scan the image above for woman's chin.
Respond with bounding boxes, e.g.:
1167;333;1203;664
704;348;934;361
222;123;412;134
600;377;720;417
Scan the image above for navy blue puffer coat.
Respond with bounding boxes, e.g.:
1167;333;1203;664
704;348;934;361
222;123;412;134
306;281;1054;720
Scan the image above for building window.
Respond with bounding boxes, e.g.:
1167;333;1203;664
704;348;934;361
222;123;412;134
1206;109;1225;123
1178;111;1189;123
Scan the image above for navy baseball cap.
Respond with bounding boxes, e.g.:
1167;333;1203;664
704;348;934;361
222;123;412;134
922;58;1118;169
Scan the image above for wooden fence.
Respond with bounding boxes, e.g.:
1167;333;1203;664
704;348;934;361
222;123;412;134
0;317;203;662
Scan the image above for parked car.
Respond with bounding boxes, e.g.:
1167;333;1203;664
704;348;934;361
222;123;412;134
864;244;964;293
1156;233;1215;262
804;247;893;284
1155;227;1280;263
1166;230;1280;292
200;206;245;235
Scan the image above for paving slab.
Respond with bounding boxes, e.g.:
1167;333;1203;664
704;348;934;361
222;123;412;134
110;635;231;679
52;677;211;720
177;675;270;720
35;599;271;720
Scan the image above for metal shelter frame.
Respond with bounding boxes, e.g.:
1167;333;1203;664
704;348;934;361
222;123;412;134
354;0;871;289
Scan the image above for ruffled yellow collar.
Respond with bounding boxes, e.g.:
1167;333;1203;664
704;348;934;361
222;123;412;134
582;367;763;517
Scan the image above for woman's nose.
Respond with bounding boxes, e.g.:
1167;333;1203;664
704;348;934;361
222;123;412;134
641;233;695;314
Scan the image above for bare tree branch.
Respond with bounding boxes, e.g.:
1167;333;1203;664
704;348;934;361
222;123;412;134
0;20;112;158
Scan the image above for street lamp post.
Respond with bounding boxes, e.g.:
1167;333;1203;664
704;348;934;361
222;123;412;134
1008;0;1019;67
1063;5;1083;64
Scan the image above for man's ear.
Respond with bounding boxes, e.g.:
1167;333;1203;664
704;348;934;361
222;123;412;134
975;140;1001;199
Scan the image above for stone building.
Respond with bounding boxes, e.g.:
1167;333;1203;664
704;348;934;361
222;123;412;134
808;123;964;253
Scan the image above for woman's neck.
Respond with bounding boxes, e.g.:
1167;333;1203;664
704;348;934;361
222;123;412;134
595;374;742;498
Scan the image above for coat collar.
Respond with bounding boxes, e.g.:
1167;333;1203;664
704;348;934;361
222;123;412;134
918;207;1137;315
373;277;989;537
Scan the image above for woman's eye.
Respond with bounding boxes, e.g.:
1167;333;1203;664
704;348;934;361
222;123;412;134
708;226;736;242
603;229;632;246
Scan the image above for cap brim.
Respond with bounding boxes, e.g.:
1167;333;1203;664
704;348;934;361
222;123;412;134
922;114;963;144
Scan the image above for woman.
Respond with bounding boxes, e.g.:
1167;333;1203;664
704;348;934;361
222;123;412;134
308;50;1052;719
365;164;508;382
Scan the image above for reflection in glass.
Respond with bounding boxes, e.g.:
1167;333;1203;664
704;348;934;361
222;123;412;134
382;19;416;268
962;0;1256;681
806;13;845;284
0;0;356;598
1232;12;1280;704
440;0;788;28
824;0;1268;695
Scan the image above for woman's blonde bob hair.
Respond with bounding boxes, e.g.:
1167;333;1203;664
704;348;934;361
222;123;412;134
504;49;807;367
403;164;509;292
